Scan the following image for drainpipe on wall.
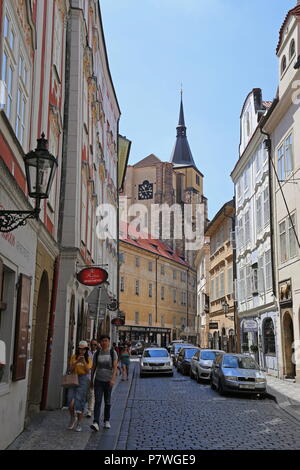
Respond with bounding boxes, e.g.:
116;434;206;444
41;255;60;410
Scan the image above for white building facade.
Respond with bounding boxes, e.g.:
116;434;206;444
231;89;279;376
262;3;300;382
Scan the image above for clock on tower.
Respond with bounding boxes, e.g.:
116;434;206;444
138;180;153;200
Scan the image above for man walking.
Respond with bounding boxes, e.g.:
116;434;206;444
90;335;118;431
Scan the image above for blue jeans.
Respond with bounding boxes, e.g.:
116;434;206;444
93;380;112;424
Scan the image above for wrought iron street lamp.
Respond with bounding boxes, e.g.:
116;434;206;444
0;133;58;232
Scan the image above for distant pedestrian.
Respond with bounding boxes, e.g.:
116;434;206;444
85;339;99;418
0;340;6;383
67;340;92;432
120;346;130;381
90;335;118;432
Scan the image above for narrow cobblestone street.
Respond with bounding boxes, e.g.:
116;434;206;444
117;363;300;451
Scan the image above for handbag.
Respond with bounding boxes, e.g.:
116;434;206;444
61;372;79;388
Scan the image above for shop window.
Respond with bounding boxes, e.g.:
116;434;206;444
0;261;16;384
263;318;276;355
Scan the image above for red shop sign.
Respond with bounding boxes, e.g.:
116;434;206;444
111;317;125;326
77;267;108;286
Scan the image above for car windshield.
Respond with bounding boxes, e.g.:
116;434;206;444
201;351;219;361
185;349;198;358
222;356;259;369
176;344;192;352
144;350;168;358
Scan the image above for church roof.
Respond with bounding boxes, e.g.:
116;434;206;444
170;96;197;169
133;154;161;168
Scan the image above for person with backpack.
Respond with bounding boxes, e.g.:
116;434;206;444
90;334;118;431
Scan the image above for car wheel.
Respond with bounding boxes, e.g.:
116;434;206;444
196;371;201;384
218;378;225;396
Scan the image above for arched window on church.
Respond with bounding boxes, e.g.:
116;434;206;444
290;39;296;60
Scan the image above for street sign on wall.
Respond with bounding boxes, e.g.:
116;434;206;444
243;320;258;332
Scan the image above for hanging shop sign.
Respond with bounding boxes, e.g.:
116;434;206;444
243;320;258;332
111;317;125;326
76;267;108;286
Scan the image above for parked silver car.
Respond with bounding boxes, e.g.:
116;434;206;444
140;348;173;377
211;353;267;396
190;349;223;382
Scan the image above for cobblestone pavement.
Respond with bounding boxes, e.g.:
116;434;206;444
117;364;300;451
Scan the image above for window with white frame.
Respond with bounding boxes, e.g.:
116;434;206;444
135;280;140;296
258;256;264;293
161;286;165;300
265;250;272;291
220;271;225;298
211;278;215;302
239;267;245;302
52;6;63;77
246;265;252;298
277;134;293;181
227;266;233;295
256;195;262;235
263;187;270;226
215;275;220;300
173;289;176;304
237;216;244;250
1;5;31;148
149;283;152;298
279;214;298;264
244;210;250;243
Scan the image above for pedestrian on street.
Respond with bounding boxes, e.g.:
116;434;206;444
120;345;130;381
90;335;118;432
85;338;99;418
67;340;92;432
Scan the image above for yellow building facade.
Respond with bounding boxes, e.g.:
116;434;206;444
119;238;197;346
205;201;237;352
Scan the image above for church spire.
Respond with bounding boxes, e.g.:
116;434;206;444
170;92;196;168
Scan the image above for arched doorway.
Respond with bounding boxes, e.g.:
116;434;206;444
283;312;296;378
28;271;50;415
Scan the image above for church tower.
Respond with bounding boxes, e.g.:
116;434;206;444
170;94;207;266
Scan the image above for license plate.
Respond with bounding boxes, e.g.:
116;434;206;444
240;384;255;390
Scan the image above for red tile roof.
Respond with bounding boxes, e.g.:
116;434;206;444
119;222;189;267
276;5;300;54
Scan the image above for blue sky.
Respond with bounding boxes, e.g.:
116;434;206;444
100;0;295;219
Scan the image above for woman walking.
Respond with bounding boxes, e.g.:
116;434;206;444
67;340;92;432
120;345;130;381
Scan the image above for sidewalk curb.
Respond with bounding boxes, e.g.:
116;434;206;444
266;384;300;423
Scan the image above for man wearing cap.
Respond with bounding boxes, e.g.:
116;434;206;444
90;335;118;431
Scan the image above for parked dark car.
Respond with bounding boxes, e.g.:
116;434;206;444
210;353;267;397
172;343;195;367
177;347;200;375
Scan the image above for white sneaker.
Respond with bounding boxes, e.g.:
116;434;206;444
67;417;78;430
90;422;99;432
86;412;92;418
104;421;111;429
75;425;82;432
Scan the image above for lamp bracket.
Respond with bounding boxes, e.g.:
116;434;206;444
0;209;40;233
